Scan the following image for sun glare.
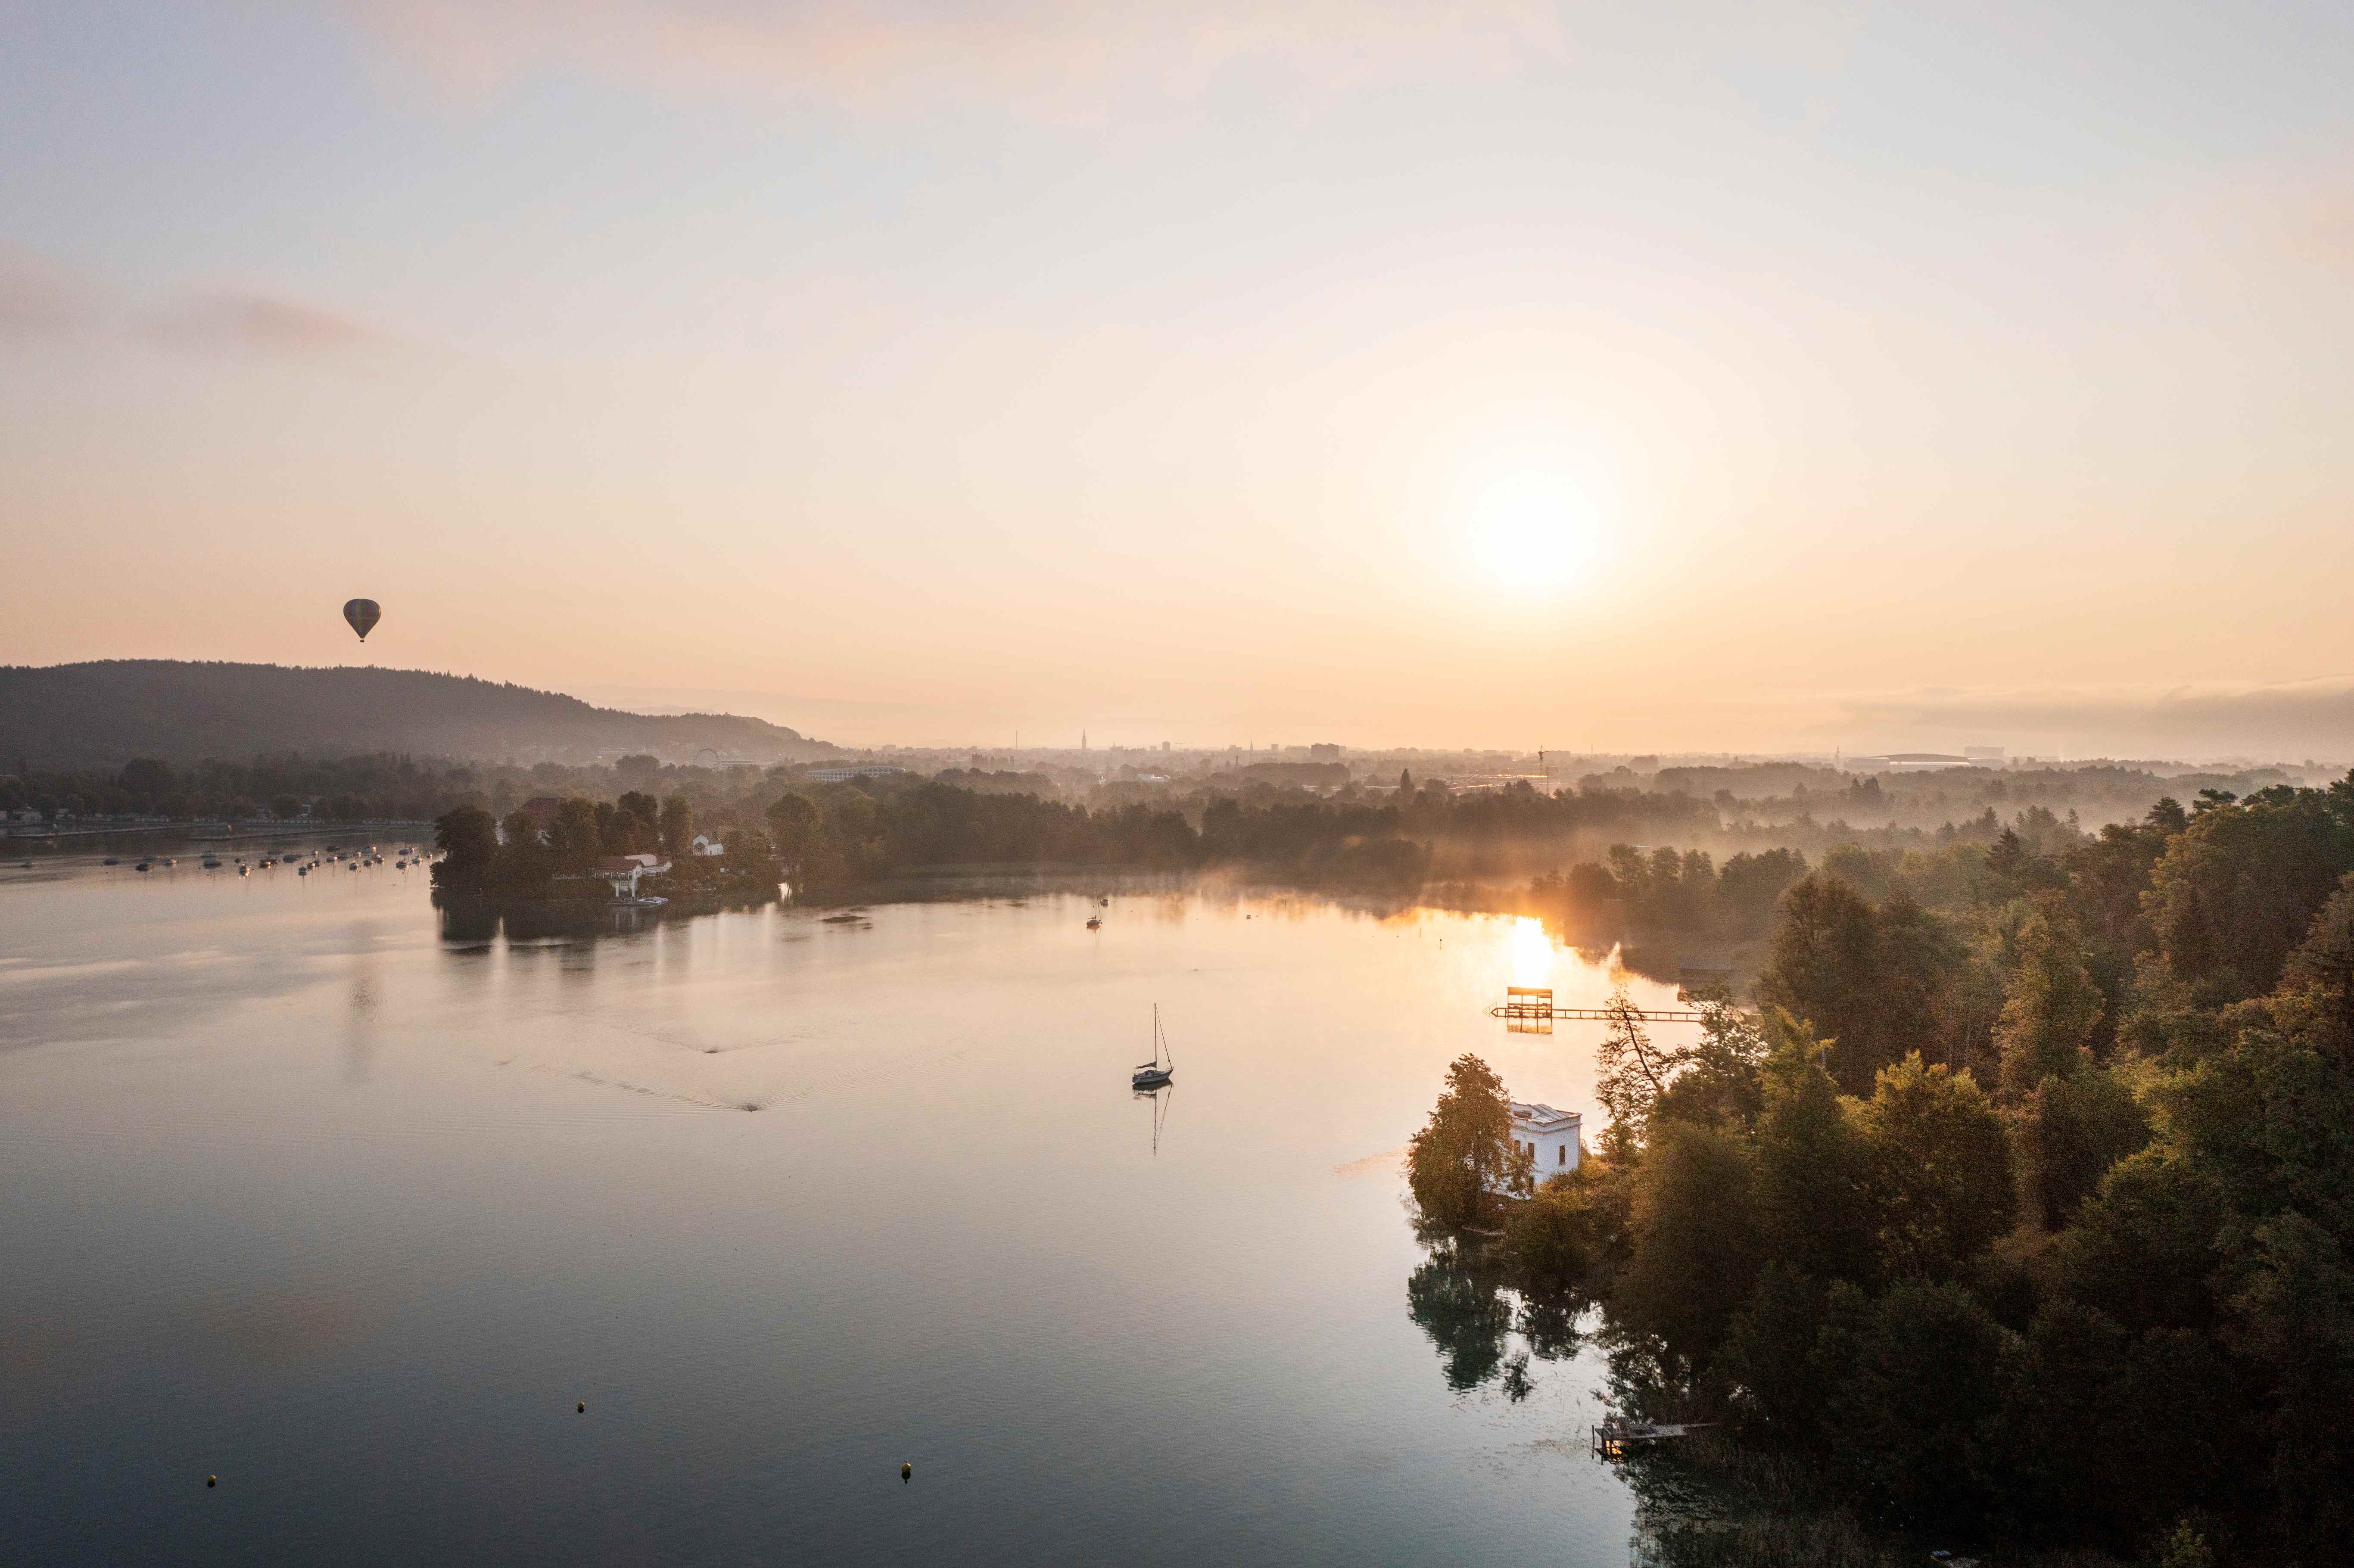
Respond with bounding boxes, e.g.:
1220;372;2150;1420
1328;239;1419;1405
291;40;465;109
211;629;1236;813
1509;915;1554;989
1467;470;1600;594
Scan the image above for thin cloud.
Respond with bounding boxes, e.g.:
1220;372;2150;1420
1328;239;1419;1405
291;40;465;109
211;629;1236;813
141;292;386;357
0;246;93;345
344;0;1567;106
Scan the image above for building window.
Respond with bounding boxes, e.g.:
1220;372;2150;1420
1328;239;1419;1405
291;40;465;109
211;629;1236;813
1558;1144;1568;1165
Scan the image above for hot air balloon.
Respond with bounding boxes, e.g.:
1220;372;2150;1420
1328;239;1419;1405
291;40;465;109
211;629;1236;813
343;599;381;642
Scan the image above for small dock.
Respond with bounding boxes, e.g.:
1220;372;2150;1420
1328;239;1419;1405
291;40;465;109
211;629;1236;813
1592;1417;1710;1459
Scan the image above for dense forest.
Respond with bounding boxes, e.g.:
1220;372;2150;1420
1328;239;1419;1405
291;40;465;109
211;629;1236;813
0;661;834;769
1405;774;2354;1565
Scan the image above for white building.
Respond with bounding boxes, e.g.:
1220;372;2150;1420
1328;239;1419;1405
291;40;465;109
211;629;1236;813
596;853;672;898
689;834;725;857
1511;1101;1583;1177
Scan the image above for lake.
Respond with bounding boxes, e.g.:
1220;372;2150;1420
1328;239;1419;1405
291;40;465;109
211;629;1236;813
0;851;1681;1565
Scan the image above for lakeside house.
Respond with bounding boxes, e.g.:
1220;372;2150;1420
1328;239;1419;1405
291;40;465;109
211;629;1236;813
596;853;671;899
689;834;725;857
1511;1101;1582;1176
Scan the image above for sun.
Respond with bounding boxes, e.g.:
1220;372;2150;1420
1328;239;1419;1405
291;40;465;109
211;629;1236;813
1466;470;1600;594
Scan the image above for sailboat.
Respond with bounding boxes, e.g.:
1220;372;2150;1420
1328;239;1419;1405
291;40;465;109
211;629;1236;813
1131;1004;1175;1090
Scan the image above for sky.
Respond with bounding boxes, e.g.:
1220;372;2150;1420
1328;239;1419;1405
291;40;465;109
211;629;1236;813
4;1;2353;756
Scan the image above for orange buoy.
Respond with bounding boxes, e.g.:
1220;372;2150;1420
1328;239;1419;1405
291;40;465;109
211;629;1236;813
206;1475;217;1488
901;1462;912;1481
577;1402;586;1414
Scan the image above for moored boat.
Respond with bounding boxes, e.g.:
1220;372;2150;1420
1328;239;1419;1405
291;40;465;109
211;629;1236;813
1131;1005;1176;1090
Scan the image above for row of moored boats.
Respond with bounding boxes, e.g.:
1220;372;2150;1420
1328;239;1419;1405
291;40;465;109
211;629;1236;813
106;844;434;876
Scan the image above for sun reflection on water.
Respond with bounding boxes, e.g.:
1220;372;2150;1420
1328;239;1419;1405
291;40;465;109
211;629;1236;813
1507;915;1553;989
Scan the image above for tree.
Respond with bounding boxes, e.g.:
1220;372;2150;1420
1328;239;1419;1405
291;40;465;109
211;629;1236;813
2014;1063;2146;1230
1753;1027;1879;1288
2145;782;2354;1005
1718;847;1808;935
2284;870;2354;1053
118;757;174;800
430;806;498;893
766;792;820;871
1996;909;2106;1098
1612;1120;1765;1368
1852;1054;2014;1281
1871;888;1962;1074
1504;1170;1608;1293
548;798;601;871
2159;1523;2214;1568
658;794;693;859
1758;872;1881;1091
1650;992;1768;1133
1760;874;1968;1094
1722;1264;1864;1446
1829;1281;2016;1525
2231;1213;2354;1562
615;790;660;849
1406;1053;1523;1229
1594;991;1673;1156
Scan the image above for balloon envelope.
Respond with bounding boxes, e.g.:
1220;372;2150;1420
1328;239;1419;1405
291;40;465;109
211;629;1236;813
343;599;381;641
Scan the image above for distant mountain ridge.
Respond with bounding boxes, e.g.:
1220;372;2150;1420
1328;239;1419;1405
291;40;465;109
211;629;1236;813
0;661;840;769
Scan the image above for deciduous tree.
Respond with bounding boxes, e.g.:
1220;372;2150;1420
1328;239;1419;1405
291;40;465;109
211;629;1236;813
1406;1053;1522;1229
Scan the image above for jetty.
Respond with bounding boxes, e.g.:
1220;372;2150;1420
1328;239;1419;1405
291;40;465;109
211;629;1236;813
1490;987;1712;1031
1593;1417;1711;1459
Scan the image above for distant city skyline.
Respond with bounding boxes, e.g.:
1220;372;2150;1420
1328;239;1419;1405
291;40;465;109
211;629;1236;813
6;3;2353;756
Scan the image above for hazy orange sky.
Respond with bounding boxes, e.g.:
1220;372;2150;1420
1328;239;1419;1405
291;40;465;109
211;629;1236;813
5;3;2353;754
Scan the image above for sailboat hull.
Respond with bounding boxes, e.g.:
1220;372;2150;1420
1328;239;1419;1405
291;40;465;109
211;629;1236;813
1131;1068;1173;1090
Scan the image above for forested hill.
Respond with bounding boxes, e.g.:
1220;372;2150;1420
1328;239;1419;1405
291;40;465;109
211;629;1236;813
0;661;839;768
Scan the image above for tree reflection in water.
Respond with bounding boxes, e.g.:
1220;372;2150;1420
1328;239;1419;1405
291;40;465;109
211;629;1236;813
1404;1238;1585;1399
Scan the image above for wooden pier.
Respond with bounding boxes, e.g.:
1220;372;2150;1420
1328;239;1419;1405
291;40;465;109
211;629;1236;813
1491;987;1711;1032
1592;1417;1709;1459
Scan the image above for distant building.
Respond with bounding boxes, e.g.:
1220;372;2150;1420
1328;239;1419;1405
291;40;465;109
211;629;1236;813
512;796;566;842
1964;746;2005;762
689;834;725;857
805;763;907;783
1510;1101;1582;1178
1845;753;1972;772
1308;743;1342;762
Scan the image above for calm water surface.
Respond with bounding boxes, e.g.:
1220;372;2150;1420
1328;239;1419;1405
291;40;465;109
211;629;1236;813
0;855;1678;1565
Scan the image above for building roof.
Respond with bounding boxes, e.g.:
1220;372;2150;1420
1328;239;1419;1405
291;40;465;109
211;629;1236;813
517;796;566;825
1510;1101;1581;1133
